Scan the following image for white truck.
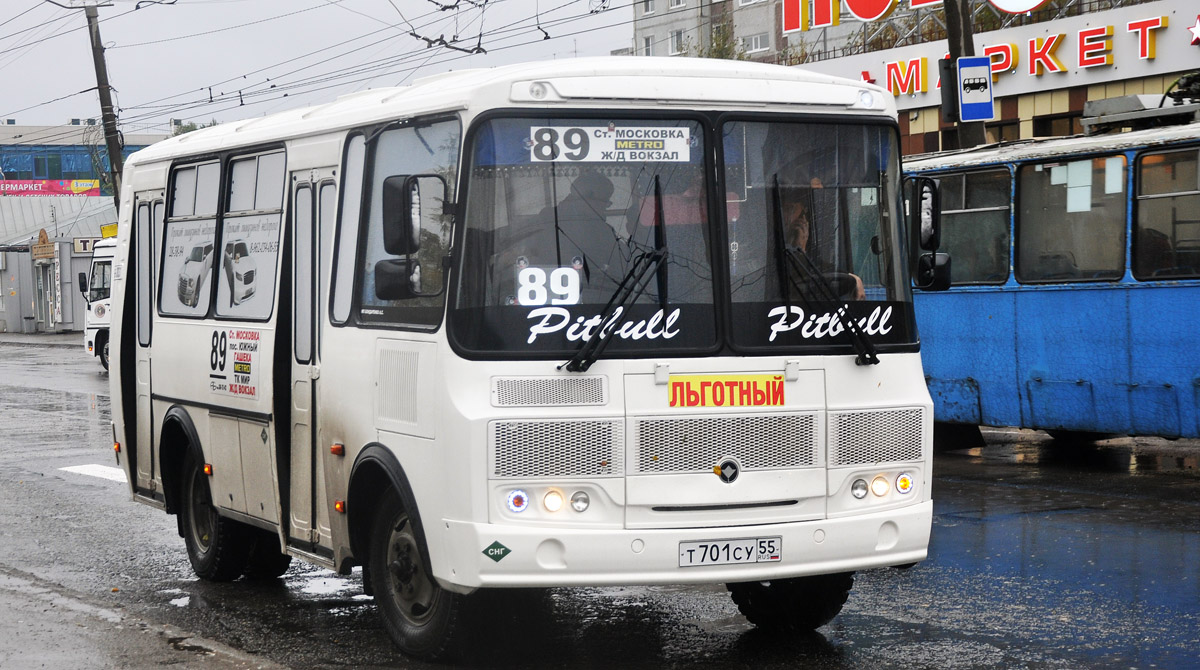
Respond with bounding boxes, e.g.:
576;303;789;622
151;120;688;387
79;237;116;370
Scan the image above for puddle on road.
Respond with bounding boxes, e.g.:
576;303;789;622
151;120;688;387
955;441;1199;475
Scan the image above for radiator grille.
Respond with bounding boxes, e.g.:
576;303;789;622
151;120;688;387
492;376;606;407
633;414;818;474
491;420;622;478
828;408;924;466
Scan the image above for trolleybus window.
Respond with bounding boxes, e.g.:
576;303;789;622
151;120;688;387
357;118;460;327
1135;148;1200;280
452;116;716;355
216;151;285;320
1016;156;1126;282
724;120;915;350
933;169;1010;285
160;161;220;316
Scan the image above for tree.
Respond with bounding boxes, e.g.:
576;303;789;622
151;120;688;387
173;119;218;137
686;19;747;61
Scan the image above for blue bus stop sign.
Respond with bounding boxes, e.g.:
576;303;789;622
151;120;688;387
957;56;995;122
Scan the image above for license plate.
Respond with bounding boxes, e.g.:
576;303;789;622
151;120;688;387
678;537;782;567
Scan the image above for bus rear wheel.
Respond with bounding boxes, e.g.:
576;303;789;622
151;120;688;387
180;451;251;581
727;572;855;631
369;489;463;661
243;529;293;580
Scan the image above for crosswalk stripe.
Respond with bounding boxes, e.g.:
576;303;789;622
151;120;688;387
60;464;127;482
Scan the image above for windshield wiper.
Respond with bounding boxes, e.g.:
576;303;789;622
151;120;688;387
561;177;669;372
770;175;879;366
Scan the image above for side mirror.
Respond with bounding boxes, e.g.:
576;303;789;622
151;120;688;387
914;176;941;251
382;174;449;256
915;252;951;291
374;258;422;300
78;272;89;296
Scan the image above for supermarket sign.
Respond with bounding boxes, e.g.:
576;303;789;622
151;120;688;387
0;180;101;196
795;0;1198;111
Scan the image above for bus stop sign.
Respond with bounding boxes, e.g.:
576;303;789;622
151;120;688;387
957;56;995;122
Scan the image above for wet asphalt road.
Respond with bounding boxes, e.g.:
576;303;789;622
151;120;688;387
0;341;1198;669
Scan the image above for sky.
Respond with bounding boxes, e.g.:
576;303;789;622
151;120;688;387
0;0;635;133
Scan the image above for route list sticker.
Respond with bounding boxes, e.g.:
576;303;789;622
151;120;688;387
209;328;259;400
529;126;691;163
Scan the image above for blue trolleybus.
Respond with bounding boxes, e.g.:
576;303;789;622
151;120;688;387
906;102;1200;441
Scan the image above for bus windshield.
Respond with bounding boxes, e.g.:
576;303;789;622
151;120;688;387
453;116;716;356
451;115;915;356
722;120;914;350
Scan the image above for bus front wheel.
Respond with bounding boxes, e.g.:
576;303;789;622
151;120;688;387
369;489;463;661
98;335;110;371
180;451;251;581
727;572;855;631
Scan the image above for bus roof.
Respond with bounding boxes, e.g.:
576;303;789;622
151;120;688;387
125;57;892;168
904;119;1200;172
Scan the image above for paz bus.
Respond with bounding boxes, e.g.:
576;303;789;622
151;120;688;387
79;237;116;369
108;57;946;659
906;99;1200;441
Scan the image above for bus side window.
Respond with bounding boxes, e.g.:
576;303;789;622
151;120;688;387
332;135;366;324
357;119;461;328
1135;148;1200;280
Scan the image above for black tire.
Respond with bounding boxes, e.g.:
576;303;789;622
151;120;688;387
727;572;855;631
369;489;464;661
180;451;251;581
98;335;110;371
244;530;293;580
1046;429;1111;444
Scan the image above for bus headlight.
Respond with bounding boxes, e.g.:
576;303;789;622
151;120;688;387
871;476;890;497
506;489;529;513
851;479;868;499
543;490;564;513
896;473;914;494
570;491;590;512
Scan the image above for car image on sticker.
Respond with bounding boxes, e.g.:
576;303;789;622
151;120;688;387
678;536;782;567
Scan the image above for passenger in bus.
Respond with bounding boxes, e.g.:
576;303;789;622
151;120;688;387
782;188;865;301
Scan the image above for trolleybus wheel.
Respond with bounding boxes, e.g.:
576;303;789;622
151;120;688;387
1046;429;1112;444
99;337;110;371
243;529;293;580
727;572;855;631
181;451;251;581
369;489;463;660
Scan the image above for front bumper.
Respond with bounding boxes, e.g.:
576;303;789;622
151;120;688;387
435;500;931;590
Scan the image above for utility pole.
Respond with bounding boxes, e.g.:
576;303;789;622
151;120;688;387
45;1;124;213
943;0;987;149
83;3;124;213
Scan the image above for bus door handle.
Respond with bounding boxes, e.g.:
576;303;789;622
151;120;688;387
309;364;321;380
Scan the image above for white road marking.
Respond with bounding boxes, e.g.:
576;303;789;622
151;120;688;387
60;464;127;482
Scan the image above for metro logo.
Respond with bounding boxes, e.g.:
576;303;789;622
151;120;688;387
668;375;785;408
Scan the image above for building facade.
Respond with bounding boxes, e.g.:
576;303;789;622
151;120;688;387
0;123;165;333
629;0;1200;153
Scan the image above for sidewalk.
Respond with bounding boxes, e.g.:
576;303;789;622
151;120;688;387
0;331;81;349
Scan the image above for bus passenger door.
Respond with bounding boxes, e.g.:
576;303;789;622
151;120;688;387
288;172;336;552
133;194;164;493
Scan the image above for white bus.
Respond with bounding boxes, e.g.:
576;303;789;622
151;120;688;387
108;57;946;660
80;237;116;369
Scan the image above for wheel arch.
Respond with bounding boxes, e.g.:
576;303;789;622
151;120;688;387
160;405;202;525
347;444;430;575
